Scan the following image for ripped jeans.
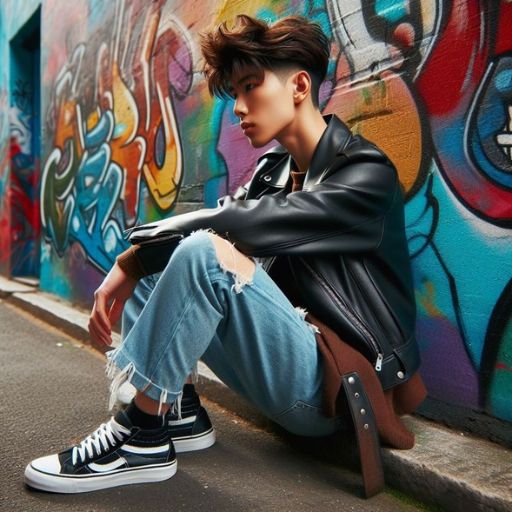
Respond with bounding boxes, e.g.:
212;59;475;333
106;230;343;437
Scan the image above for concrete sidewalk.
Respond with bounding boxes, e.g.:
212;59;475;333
1;275;510;511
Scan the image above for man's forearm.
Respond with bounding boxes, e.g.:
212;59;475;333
116;246;148;280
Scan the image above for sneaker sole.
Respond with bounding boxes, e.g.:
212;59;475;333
173;428;216;453
24;459;177;494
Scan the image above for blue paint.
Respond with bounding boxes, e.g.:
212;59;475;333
254;8;279;24
42;108;128;273
468;57;512;186
5;0;41;39
71;114;127;271
204;99;228;208
375;0;408;23
406;161;512;371
496;69;512;92
113;122;127;139
85;110;114;147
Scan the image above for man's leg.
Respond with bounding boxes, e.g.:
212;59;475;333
25;231;341;493
200;234;342;437
115;229;257;413
107;230;340;436
118;269;215;453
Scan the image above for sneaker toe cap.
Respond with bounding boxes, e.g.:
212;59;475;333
29;454;61;474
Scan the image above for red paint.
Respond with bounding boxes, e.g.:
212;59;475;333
393;23;415;50
417;0;489;116
494;1;512;54
415;0;512;222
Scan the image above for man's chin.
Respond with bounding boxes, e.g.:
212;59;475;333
248;135;271;148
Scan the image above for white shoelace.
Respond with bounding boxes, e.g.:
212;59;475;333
71;418;131;465
169;391;183;420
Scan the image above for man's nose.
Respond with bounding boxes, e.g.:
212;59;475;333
233;97;247;118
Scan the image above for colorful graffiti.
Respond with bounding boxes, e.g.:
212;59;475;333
41;0;194;273
10;73;40;277
0;0;505;423
0;0;42;278
322;0;512;422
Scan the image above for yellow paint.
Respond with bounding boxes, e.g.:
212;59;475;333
86;110;100;131
327;68;422;194
214;0;262;23
54;99;83;159
111;65;139;145
142;83;182;210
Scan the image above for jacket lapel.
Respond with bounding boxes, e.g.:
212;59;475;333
258;152;292;189
245;146;291;197
302;113;353;191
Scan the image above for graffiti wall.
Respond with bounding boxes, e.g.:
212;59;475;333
0;0;509;424
0;0;41;276
322;0;512;424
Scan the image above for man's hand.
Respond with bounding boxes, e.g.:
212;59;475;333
89;262;138;347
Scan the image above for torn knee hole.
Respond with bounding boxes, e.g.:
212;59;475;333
207;233;256;293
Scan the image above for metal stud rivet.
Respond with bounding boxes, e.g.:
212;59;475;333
360;408;366;415
348;376;355;385
354;392;360;399
397;371;405;379
363;424;369;430
263;175;272;182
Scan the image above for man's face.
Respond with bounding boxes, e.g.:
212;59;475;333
229;65;298;147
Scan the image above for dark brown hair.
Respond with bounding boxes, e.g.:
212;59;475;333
199;14;330;108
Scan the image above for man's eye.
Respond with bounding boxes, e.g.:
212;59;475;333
231;83;255;99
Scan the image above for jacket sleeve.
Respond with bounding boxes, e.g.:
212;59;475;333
127;161;399;274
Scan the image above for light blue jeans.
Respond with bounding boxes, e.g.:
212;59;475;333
106;230;342;437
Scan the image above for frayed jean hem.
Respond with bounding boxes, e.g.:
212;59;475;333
105;347;183;416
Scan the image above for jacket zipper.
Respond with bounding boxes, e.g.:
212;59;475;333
300;258;384;372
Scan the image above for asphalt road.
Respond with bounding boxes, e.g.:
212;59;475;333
0;298;430;511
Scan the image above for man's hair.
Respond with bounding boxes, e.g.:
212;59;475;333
199;14;330;109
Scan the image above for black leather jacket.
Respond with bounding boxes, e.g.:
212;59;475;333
127;113;421;390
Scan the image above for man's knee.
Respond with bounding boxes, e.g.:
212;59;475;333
168;230;256;288
206;232;256;283
166;230;212;272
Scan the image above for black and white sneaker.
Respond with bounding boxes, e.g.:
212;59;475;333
24;409;177;493
167;384;216;453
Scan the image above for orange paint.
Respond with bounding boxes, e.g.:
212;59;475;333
326;64;422;195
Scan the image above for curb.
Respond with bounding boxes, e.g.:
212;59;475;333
1;275;510;511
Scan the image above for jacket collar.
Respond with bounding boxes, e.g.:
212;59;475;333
257;113;352;191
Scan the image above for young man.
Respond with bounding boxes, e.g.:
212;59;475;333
25;14;424;496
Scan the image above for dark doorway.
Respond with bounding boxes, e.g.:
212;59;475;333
9;7;41;278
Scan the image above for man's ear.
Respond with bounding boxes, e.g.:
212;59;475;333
292;70;311;104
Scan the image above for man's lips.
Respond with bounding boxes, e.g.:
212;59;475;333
241;124;256;135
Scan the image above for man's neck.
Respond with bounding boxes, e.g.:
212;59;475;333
276;109;328;173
